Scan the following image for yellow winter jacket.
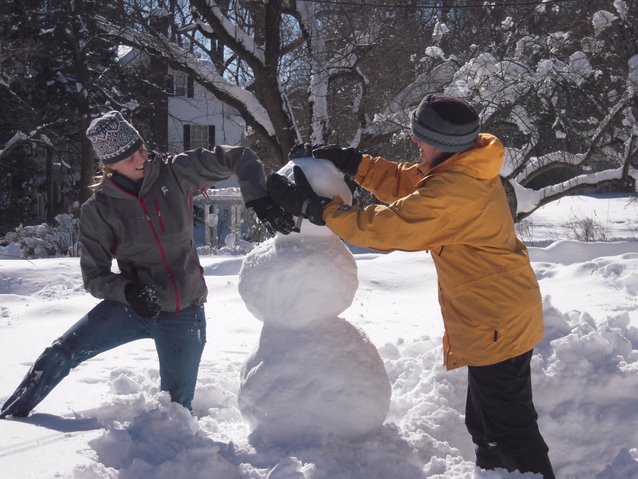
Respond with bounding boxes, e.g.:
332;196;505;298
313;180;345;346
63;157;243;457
324;134;544;370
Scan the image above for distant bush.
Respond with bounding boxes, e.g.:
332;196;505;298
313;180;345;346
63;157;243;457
566;214;608;242
516;219;535;245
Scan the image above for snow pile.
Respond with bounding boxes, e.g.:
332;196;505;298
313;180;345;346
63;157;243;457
0;213;80;259
535;302;638;478
592;10;618;35
74;394;243;479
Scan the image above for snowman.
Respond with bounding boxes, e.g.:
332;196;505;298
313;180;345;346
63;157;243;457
237;156;391;446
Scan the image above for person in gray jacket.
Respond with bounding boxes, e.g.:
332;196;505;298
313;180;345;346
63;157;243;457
0;110;293;417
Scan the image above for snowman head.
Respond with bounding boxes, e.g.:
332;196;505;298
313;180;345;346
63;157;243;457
277;157;353;236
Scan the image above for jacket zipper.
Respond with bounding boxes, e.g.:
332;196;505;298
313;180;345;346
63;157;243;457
108;178;181;312
153;200;166;233
139;199;181;313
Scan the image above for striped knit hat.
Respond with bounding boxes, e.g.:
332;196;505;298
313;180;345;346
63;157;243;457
86;111;144;164
411;94;480;152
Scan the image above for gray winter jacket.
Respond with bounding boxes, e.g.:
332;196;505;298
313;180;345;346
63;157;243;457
79;145;268;312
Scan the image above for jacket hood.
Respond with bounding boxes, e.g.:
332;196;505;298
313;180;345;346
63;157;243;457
429;133;505;180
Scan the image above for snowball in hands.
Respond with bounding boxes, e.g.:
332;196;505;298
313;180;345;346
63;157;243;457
276;156;353;235
237;157;391;446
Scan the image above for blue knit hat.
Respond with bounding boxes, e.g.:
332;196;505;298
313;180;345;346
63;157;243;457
86;111;144;164
411;94;480;152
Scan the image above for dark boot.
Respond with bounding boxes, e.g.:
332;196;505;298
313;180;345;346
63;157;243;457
0;341;75;418
511;446;556;479
474;439;555;479
1;374;39;418
475;440;517;472
475;442;502;470
0;393;32;418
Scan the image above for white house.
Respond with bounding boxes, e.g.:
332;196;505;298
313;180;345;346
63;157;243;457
118;46;245;153
167;69;245;153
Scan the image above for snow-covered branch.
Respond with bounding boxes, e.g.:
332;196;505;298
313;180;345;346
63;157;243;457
95;16;276;140
510;128;637;220
0;132;28;161
512;166;627;218
362;61;458;140
191;0;265;67
0;125;58;162
509;83;636;219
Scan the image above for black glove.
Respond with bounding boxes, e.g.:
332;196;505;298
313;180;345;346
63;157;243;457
312;145;363;177
246;196;295;235
125;283;161;318
288;143;314;160
267;166;331;227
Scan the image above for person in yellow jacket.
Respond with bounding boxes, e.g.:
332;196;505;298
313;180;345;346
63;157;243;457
267;93;555;478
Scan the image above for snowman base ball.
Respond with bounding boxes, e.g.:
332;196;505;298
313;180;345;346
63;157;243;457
239;317;391;447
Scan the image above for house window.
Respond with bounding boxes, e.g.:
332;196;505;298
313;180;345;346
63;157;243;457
183;124;216;150
190;124;208;149
172;71;194;98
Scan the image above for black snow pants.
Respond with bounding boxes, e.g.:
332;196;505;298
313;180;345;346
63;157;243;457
465;349;556;479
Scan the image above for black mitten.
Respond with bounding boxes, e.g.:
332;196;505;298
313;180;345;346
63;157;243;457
267;166;331;226
124;283;161;318
288;143;315;160
246;196;295;235
312;145;362;177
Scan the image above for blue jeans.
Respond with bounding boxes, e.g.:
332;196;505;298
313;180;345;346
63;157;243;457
1;301;206;416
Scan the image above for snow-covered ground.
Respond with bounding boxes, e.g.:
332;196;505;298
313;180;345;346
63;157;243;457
0;193;637;479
